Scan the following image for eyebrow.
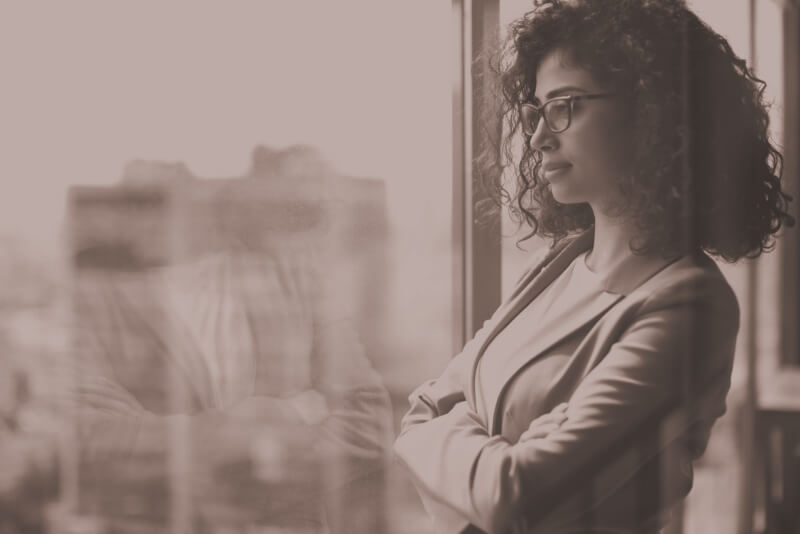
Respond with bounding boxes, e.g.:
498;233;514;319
532;85;588;104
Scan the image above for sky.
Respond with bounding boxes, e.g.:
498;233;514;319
0;1;452;260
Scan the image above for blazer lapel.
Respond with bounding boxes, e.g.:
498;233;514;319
488;291;622;434
469;230;595;406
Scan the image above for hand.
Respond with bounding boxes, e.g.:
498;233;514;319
518;403;568;443
287;389;329;425
44;363;144;417
228;390;328;425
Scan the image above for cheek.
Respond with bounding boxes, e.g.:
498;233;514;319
574;121;632;181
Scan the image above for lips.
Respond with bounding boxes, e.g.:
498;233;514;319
543;162;571;172
542;162;572;182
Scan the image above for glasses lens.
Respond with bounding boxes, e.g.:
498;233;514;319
545;99;570;132
520;105;540;136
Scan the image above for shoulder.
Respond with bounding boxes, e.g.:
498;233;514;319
626;253;740;339
642;254;737;306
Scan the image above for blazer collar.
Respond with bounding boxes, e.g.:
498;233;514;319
589;241;679;297
515;227;679;297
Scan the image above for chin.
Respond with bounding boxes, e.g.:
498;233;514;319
549;183;586;205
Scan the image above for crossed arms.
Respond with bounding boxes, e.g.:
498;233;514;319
394;276;738;534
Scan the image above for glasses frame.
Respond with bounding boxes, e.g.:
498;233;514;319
519;93;617;135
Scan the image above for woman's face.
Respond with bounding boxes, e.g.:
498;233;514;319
529;48;632;213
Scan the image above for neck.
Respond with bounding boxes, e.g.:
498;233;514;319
585;208;637;273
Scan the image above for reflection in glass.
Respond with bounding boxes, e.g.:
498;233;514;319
63;146;393;534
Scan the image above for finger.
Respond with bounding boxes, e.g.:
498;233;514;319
520;430;549;442
521;412;569;436
527;412;568;429
520;421;565;442
519;422;561;442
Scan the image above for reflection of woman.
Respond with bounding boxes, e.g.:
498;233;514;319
394;1;794;533
68;181;391;533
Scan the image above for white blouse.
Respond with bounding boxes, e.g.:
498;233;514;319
475;251;606;424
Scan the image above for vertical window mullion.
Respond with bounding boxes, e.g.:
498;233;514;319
454;0;501;350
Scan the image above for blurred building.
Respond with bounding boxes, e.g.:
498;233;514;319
58;146;392;534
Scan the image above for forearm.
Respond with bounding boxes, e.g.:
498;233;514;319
76;393;313;461
316;385;392;461
394;402;513;534
395;391;713;534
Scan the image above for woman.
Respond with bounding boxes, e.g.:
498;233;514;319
393;1;794;533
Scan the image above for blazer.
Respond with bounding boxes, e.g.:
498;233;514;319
394;228;739;534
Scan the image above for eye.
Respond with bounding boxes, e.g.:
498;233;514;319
550;99;570;113
547;99;570;119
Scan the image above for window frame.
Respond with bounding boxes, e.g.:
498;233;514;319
452;0;502;351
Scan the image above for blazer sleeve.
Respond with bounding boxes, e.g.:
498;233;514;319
399;344;473;433
393;271;739;534
399;245;552;437
396;313;510;534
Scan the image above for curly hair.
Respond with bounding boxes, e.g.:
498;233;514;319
477;0;794;261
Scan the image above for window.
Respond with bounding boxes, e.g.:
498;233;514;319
1;3;455;533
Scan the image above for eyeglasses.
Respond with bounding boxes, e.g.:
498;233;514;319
519;93;616;135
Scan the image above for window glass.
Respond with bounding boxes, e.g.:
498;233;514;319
0;3;452;533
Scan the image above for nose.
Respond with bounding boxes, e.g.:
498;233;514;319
528;118;558;153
